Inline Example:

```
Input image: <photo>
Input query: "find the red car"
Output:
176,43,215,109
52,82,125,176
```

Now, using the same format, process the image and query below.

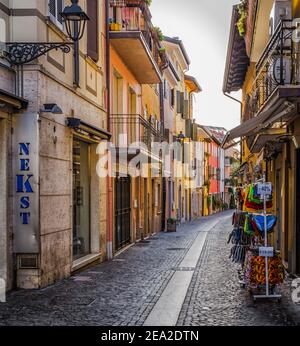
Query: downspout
223,91,243,164
223,91,242,117
105,0,113,260
159,53,169,231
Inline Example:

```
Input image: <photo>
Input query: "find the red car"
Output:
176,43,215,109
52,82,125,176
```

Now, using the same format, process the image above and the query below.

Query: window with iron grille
49,0,64,29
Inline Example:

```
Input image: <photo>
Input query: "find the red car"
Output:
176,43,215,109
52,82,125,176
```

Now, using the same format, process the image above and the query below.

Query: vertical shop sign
13,114,39,253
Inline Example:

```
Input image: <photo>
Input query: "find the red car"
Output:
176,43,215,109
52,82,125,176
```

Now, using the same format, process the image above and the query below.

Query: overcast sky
151,0,241,131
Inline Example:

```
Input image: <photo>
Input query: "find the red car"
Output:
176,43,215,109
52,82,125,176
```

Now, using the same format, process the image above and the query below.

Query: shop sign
257,183,272,196
13,114,39,253
259,247,274,258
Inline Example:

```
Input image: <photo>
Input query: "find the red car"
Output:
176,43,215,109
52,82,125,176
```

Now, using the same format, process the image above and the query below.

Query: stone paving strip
144,219,219,326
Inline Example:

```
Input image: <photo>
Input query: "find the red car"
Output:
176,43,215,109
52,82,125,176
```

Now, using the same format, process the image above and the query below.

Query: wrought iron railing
109,0,160,66
245,20,298,119
110,114,162,150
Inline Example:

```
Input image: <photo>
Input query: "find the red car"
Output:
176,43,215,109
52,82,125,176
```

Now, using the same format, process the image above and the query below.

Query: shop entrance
296,149,300,274
115,176,131,251
276,169,282,251
72,139,91,260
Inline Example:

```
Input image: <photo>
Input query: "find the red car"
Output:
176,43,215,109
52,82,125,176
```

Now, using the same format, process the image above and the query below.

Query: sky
151,0,241,131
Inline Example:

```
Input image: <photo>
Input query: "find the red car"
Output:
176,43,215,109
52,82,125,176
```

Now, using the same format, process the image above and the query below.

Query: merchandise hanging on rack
244,250,285,289
243,183,273,213
229,178,283,301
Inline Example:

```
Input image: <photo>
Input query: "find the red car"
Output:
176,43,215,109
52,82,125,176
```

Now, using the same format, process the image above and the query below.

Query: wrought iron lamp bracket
2,42,73,66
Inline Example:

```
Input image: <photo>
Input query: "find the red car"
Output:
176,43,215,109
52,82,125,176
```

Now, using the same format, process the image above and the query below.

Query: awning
0,88,28,110
66,118,111,142
222,101,295,148
249,128,289,153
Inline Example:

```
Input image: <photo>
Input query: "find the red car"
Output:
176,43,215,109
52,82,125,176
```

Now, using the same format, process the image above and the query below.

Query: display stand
252,174,282,302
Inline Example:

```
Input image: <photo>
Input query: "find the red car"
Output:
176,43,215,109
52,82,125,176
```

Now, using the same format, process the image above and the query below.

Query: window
49,0,64,29
157,184,161,211
170,88,175,108
87,0,99,62
0,18,5,42
72,139,91,260
164,79,167,99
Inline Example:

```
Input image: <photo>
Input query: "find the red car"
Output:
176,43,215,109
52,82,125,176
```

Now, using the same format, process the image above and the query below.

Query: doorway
72,139,91,260
276,169,282,251
296,149,300,274
115,176,131,251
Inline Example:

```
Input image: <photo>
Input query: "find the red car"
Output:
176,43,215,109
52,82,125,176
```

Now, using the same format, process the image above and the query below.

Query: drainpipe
223,91,243,164
159,55,169,231
105,0,113,260
223,91,242,117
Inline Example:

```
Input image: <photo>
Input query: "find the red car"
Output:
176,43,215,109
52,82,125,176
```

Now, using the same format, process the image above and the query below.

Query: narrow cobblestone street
0,211,298,326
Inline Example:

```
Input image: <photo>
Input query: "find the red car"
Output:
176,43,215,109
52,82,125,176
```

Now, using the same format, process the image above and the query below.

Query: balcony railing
109,0,160,66
110,114,162,151
245,20,298,119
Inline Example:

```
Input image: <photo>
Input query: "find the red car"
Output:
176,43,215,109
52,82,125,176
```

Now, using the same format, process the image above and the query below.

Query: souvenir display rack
229,175,284,301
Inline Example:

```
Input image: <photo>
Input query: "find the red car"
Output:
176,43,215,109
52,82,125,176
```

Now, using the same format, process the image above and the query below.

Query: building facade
224,0,300,275
108,0,166,252
0,0,109,289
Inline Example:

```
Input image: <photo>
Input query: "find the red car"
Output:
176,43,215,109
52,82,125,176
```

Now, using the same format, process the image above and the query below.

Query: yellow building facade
224,0,300,275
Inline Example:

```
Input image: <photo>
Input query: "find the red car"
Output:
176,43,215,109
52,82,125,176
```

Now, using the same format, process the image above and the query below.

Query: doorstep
71,253,101,272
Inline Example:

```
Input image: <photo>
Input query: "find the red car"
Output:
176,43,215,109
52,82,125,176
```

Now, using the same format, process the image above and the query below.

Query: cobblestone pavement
177,213,298,326
0,211,299,326
0,215,218,326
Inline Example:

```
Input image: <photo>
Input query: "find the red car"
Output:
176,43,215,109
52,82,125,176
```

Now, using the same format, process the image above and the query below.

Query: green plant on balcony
237,0,248,37
144,0,152,6
153,26,164,41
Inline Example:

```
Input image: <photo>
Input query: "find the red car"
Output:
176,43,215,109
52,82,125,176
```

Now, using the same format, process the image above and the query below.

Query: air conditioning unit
267,56,292,87
269,0,292,37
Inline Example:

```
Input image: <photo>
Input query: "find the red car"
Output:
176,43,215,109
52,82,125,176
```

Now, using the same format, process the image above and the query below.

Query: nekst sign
13,113,39,253
17,143,34,225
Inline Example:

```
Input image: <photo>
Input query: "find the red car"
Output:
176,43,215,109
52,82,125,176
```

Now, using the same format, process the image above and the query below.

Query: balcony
109,0,163,84
110,114,162,157
246,20,300,121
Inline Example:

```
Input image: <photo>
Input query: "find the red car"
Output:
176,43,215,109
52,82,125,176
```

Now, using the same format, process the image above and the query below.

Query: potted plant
237,0,248,37
167,218,177,232
153,26,164,41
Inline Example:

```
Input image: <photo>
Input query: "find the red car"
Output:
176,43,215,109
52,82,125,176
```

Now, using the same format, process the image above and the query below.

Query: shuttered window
170,89,175,108
176,91,184,114
87,0,99,62
49,0,64,27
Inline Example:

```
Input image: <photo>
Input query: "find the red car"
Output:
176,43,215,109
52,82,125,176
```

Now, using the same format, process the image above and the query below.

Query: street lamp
60,0,89,42
2,0,89,66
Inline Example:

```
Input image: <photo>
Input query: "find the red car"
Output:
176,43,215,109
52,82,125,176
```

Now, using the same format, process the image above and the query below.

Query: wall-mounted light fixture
40,103,63,114
2,0,89,66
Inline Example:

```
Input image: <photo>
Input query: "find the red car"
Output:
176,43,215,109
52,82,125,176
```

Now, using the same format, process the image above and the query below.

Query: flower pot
167,221,177,232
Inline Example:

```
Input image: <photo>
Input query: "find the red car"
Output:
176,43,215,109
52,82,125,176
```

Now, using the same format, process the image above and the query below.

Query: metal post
263,173,269,297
